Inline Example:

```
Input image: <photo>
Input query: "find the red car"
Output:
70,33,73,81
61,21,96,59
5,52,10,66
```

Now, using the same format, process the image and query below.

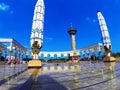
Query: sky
0,0,120,52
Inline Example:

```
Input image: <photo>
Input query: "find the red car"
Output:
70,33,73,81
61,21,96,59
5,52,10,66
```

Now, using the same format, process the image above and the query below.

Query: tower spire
70,22,73,28
97,11,111,49
30,0,45,59
97,11,116,61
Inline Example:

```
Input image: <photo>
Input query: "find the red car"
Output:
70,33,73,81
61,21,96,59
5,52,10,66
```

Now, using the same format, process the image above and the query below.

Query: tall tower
68,24,77,51
68,24,79,62
97,11,111,51
30,0,45,59
97,11,115,61
28,0,45,68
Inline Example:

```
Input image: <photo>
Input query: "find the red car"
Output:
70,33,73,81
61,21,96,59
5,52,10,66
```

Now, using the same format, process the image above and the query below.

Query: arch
79,51,83,57
40,53,44,59
61,54,64,58
46,54,50,61
54,54,58,59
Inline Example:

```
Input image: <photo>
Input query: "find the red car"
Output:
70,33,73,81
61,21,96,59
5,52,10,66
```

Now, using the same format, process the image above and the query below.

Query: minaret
30,0,45,59
97,11,115,61
28,0,45,68
97,11,111,51
68,24,77,51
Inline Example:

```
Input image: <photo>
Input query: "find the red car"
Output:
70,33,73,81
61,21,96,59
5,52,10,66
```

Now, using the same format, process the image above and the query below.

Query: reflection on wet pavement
39,61,120,90
1,61,120,90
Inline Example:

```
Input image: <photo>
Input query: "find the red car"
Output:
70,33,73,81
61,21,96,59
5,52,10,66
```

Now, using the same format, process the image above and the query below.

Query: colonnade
0,39,105,61
38,43,105,60
0,38,28,61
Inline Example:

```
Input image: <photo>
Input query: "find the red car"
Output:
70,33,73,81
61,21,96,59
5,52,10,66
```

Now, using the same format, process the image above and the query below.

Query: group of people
0,56,20,64
75,54,102,61
85,54,103,61
0,56,5,61
7,58,20,65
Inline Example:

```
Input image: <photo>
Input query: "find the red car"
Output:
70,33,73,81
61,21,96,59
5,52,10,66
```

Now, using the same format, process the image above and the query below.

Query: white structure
0,38,28,60
30,0,45,48
0,38,27,51
29,1,105,60
35,43,103,59
25,43,103,59
0,43,6,50
97,11,111,56
30,0,45,59
0,38,103,59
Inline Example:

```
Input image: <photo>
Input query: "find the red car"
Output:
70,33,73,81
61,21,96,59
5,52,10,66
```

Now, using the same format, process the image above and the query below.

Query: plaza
0,61,120,90
0,0,119,90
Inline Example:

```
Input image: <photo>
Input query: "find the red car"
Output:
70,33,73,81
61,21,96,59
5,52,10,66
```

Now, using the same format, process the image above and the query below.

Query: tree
112,52,120,57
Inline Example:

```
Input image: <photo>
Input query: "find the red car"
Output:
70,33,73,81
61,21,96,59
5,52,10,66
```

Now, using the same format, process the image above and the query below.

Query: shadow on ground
9,75,68,90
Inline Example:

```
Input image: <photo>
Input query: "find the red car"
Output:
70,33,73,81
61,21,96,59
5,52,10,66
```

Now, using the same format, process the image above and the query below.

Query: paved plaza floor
0,61,120,90
0,64,27,79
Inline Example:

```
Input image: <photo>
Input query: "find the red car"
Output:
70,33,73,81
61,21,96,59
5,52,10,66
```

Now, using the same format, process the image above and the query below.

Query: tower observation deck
68,25,77,51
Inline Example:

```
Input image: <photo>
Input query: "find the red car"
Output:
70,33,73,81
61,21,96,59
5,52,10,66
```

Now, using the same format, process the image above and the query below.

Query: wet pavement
0,61,120,90
0,64,27,80
39,61,120,90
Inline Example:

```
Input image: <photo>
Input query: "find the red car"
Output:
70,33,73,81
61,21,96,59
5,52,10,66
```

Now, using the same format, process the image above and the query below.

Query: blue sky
0,0,120,52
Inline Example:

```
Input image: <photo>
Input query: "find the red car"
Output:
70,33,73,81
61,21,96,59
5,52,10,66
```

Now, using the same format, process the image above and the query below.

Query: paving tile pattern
1,61,120,90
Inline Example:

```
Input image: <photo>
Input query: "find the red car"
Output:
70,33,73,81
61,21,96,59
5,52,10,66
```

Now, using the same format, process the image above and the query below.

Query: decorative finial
97,10,100,12
70,22,73,28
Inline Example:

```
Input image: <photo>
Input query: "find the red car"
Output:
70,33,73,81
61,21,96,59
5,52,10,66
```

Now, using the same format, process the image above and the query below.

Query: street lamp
18,50,21,63
26,52,29,63
0,49,2,61
9,47,13,64
14,48,17,64
21,51,24,61
4,50,7,60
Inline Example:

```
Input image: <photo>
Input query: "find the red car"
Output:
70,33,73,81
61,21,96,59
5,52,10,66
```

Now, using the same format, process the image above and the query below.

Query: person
0,56,1,61
8,58,11,65
0,56,5,61
91,54,96,62
15,58,19,64
88,56,91,61
98,55,102,61
13,59,16,64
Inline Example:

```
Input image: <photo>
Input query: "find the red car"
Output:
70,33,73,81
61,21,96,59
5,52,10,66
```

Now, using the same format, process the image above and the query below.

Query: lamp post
21,51,24,63
0,49,2,61
18,50,21,76
9,50,12,65
8,48,12,77
26,52,28,63
18,50,21,63
4,50,7,60
14,48,17,64
4,50,6,78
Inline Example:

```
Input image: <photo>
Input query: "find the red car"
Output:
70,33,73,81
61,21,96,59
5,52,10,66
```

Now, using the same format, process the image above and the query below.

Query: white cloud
10,10,14,14
0,3,10,11
45,37,53,41
92,19,97,23
0,2,13,14
86,16,97,23
86,17,90,21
